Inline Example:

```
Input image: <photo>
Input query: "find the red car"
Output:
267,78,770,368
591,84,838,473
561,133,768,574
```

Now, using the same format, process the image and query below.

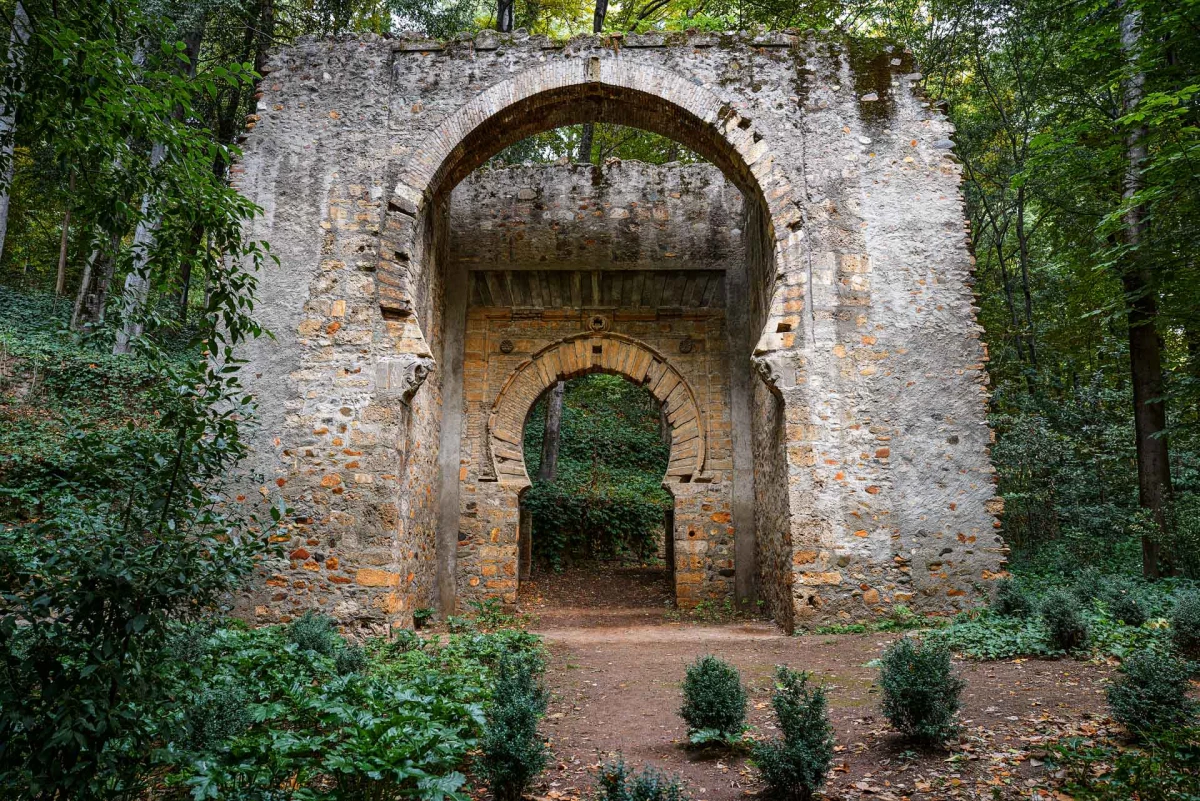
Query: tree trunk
54,172,74,295
537,381,565,482
113,30,202,352
1120,3,1171,579
578,124,595,164
1014,185,1038,368
593,0,608,32
497,0,514,32
113,139,167,354
0,2,30,264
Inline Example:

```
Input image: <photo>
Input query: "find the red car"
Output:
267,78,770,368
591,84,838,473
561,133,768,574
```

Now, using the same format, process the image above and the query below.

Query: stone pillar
435,248,469,614
726,245,758,608
518,506,532,582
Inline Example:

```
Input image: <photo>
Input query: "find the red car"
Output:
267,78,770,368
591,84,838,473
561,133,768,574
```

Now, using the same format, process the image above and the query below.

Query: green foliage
877,638,964,746
287,610,345,656
1104,580,1148,628
814,604,942,635
479,652,549,801
1073,567,1107,604
751,667,834,801
1107,652,1198,738
523,374,671,568
596,757,690,801
679,654,747,746
1054,727,1200,801
1171,591,1200,657
335,643,369,675
992,578,1034,617
171,624,531,801
1041,588,1090,652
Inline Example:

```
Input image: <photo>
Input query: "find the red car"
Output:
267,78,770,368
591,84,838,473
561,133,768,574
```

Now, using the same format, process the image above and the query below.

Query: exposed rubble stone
231,30,1005,632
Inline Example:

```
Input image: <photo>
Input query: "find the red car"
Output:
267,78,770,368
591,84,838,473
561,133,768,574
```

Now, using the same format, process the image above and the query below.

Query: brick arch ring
375,57,804,396
482,332,705,488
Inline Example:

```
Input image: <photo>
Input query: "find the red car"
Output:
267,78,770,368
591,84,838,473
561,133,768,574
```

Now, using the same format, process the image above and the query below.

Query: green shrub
679,655,747,746
1171,592,1200,657
335,643,369,675
1104,581,1148,628
185,684,250,751
1041,588,1089,651
752,667,835,801
1054,726,1200,801
287,611,344,656
1107,652,1197,738
992,578,1034,617
878,638,964,745
1072,567,1106,604
175,624,538,800
596,757,689,801
479,652,549,801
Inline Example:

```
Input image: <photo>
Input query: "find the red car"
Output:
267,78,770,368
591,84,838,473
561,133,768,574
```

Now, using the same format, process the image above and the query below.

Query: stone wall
450,162,744,273
231,28,1006,632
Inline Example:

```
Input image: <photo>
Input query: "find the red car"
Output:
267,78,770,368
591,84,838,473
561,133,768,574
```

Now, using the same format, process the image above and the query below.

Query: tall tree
1118,1,1171,577
0,2,30,264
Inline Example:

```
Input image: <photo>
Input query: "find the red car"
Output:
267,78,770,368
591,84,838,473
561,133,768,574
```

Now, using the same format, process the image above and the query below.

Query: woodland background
0,0,1198,797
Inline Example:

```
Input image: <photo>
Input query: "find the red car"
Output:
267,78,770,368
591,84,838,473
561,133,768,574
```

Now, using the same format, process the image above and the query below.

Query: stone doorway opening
385,72,799,621
516,373,675,613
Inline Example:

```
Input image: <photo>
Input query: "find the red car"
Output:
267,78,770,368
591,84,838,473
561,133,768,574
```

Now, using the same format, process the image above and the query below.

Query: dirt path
529,616,1113,801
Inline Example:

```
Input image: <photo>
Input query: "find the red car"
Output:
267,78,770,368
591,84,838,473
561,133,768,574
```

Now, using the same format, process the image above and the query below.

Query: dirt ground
517,567,1114,801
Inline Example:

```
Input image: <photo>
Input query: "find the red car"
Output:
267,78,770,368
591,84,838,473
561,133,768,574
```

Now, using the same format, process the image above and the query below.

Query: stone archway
461,331,729,608
235,32,1006,632
373,57,803,399
484,332,707,488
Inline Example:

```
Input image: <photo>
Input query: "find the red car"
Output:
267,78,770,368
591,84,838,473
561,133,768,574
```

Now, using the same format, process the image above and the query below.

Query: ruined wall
231,29,1005,631
447,160,741,606
450,162,743,272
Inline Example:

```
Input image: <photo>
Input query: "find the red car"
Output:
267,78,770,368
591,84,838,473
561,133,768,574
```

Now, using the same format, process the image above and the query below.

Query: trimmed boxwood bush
1041,588,1089,651
1072,567,1105,604
480,652,549,801
597,757,689,801
680,655,747,746
1104,581,1148,628
1107,651,1197,738
287,611,343,656
1172,591,1200,658
992,578,1034,617
878,638,965,745
752,667,835,801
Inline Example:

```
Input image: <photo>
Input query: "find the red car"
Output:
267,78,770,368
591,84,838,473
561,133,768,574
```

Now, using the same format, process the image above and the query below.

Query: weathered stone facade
232,28,1006,632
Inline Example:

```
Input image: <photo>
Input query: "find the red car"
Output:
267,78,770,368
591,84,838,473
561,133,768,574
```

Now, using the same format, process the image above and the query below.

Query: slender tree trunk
1120,3,1171,579
1014,185,1038,368
593,0,608,32
54,172,74,295
70,241,98,332
578,124,595,164
0,2,30,264
538,381,565,482
576,0,608,164
113,141,167,355
497,0,514,32
113,30,203,352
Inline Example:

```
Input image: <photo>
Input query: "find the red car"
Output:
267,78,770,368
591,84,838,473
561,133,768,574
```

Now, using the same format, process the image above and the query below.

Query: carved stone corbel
375,354,437,404
751,352,787,397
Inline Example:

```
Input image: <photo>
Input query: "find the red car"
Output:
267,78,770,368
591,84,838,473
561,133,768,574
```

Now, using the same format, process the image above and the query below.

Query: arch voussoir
484,333,705,488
